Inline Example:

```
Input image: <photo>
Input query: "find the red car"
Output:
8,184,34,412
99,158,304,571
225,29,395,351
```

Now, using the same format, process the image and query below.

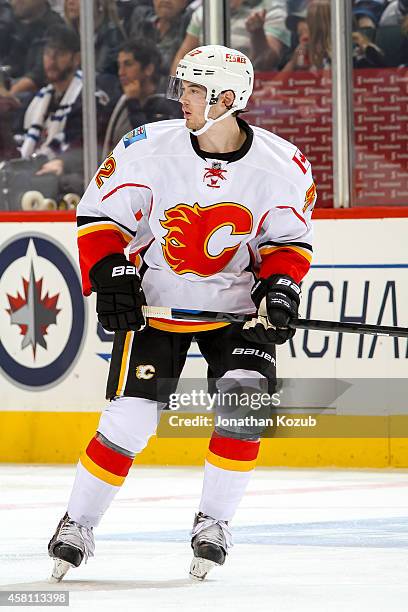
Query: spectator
353,0,388,28
287,0,387,31
64,0,125,75
285,0,307,49
374,0,408,65
0,0,14,61
172,0,290,72
282,0,331,72
305,0,331,69
245,0,291,69
49,0,64,16
14,26,114,192
102,39,181,158
379,0,408,25
0,95,19,159
128,0,194,86
352,20,386,67
117,0,152,28
284,0,309,63
1,0,64,96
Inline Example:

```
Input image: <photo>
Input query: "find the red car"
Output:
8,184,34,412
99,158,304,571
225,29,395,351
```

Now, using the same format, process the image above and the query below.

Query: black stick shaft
291,319,408,337
167,309,408,337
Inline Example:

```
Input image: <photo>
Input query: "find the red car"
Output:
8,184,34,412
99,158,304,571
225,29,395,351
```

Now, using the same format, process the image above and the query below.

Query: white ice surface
1,465,408,611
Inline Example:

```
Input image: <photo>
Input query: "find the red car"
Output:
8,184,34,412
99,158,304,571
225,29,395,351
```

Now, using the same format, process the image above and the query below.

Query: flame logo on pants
160,202,253,276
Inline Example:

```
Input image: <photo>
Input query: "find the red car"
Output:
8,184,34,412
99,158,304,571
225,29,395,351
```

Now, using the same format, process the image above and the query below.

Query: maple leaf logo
6,263,61,359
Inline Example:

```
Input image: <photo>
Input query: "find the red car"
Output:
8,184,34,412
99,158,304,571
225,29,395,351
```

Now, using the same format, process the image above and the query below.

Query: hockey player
48,44,315,582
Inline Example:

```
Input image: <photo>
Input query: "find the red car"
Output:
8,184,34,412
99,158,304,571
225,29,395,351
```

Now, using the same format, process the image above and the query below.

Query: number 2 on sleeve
95,153,116,188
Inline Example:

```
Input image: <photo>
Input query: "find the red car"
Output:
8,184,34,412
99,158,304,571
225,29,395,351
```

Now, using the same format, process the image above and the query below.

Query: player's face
179,81,207,131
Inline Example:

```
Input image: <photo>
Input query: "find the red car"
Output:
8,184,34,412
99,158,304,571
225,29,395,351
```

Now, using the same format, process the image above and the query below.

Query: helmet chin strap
187,104,237,136
189,118,215,136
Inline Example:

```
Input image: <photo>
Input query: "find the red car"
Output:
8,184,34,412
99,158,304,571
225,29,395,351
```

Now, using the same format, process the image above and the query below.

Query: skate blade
49,559,73,583
189,557,219,581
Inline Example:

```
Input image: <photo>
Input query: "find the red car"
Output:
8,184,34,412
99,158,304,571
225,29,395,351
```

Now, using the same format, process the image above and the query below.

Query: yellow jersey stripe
259,245,312,263
116,331,133,396
77,223,133,244
148,319,229,333
206,450,257,472
80,453,125,486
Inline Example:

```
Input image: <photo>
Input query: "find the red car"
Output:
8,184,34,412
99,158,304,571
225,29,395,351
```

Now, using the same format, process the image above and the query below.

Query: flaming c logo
160,202,253,276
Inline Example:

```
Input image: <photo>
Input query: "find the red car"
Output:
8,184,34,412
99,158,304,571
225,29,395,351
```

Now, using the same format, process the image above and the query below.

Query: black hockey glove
242,274,300,344
89,253,146,332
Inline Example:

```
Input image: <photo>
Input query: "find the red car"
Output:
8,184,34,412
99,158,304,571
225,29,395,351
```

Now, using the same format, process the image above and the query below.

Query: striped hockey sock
199,431,260,521
67,433,134,528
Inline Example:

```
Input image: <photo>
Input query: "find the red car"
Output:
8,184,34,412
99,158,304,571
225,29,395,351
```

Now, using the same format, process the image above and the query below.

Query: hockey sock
66,396,160,528
67,433,134,528
198,431,260,521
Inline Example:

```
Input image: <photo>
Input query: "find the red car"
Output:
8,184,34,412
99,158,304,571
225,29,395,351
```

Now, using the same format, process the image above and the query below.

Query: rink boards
0,209,407,466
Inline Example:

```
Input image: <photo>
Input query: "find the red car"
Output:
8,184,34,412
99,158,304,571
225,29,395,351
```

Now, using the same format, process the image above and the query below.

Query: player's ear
221,90,235,109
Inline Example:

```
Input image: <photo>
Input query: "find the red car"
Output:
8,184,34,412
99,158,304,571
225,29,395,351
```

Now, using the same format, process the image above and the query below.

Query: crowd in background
285,0,408,71
0,0,407,209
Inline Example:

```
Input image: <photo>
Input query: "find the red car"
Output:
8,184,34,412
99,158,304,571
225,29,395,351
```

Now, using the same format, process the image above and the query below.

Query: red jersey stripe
276,205,307,227
78,229,127,295
260,249,310,284
209,431,260,461
86,436,133,477
101,183,152,203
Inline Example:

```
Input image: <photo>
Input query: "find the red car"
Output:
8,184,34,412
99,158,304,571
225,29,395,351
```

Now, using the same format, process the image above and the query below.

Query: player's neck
196,117,246,154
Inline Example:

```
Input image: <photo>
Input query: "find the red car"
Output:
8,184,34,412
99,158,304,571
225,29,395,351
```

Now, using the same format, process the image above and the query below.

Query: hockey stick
141,306,408,338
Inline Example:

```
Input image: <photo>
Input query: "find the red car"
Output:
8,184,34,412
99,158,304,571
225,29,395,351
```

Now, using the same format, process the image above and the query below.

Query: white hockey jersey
77,119,315,332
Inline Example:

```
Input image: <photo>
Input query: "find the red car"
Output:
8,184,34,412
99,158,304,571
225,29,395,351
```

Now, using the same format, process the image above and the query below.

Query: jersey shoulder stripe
77,215,136,237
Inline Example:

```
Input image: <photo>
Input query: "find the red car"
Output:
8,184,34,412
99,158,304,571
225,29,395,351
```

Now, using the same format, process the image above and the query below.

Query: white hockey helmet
167,44,254,135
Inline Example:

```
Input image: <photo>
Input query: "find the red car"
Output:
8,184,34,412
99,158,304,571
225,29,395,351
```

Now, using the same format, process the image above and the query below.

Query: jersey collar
189,117,254,164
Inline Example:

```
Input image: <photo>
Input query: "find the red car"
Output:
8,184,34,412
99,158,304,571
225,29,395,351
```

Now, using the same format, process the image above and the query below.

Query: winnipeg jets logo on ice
0,235,85,388
160,202,253,276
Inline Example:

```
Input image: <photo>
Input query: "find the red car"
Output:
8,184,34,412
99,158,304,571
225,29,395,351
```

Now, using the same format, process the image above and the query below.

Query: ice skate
48,513,95,582
189,512,232,581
